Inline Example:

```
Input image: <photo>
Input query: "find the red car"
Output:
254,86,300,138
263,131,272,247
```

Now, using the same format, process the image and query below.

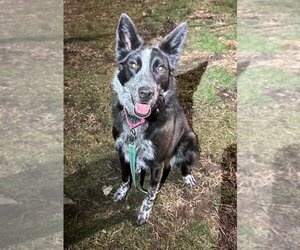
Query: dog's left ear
116,13,143,62
158,22,187,69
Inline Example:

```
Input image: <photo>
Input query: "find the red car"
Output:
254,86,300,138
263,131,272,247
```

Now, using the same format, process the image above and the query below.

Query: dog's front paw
112,182,130,202
182,174,196,187
137,210,150,225
137,197,153,225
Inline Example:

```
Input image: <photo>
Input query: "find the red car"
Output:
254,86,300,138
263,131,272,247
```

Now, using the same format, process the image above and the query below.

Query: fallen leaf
102,186,113,196
0,194,19,205
64,195,75,204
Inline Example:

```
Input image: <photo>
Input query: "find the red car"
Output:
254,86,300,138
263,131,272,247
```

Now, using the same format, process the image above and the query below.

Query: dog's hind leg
159,164,171,190
171,131,198,187
139,169,147,191
137,161,163,225
113,153,131,202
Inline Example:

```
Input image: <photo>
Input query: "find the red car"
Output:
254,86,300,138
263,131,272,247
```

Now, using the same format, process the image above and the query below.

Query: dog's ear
158,22,187,69
116,13,143,62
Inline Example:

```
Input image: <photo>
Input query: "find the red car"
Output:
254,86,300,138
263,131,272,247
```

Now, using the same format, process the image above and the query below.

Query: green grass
218,26,236,40
238,66,300,105
238,67,300,162
238,27,282,52
143,0,197,31
194,66,236,104
173,221,214,249
245,67,300,89
207,0,237,14
186,28,228,53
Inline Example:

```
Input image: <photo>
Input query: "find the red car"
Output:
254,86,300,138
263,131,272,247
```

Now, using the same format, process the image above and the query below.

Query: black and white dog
112,13,198,224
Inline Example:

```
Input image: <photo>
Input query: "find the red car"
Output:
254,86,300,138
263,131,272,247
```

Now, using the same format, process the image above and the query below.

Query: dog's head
113,13,187,118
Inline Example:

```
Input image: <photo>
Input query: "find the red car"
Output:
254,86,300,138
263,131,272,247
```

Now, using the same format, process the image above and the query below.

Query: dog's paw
182,174,196,187
137,210,150,225
112,182,130,202
137,197,153,225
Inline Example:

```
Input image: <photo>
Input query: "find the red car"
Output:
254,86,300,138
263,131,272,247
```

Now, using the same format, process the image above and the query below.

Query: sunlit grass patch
194,66,236,104
172,220,214,249
243,66,300,89
238,66,300,105
144,0,197,31
193,104,236,161
238,27,282,52
186,28,228,53
207,0,237,15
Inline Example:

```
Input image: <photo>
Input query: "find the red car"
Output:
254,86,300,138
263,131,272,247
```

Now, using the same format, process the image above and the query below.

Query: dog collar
124,108,145,129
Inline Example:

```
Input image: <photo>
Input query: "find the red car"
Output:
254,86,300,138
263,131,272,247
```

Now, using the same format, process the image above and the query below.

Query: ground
64,0,237,249
238,0,300,249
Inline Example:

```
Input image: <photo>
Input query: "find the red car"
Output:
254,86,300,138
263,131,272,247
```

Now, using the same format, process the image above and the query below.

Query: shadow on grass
0,162,62,248
218,144,237,250
177,60,208,128
64,155,145,247
269,143,300,249
64,33,114,44
64,205,137,247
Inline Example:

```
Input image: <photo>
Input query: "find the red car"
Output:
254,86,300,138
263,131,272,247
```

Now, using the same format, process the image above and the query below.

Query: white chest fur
115,123,155,173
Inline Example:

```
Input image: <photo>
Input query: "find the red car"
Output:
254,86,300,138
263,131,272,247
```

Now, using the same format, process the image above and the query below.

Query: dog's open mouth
134,102,151,118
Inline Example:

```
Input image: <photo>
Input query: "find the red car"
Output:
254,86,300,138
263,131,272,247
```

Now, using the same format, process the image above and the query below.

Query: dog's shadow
176,60,208,128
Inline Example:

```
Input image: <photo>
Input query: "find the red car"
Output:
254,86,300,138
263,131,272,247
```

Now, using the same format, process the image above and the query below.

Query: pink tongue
135,103,151,115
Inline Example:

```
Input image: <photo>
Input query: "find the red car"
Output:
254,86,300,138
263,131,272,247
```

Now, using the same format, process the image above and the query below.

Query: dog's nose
138,87,154,102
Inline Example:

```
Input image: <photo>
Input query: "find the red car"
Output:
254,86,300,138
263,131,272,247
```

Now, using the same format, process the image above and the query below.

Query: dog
111,13,198,225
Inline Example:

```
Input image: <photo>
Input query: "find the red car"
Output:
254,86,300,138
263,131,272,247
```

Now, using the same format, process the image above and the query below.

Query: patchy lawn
64,0,236,249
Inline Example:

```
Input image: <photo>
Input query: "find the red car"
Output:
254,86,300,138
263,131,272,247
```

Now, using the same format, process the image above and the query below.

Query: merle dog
112,13,198,224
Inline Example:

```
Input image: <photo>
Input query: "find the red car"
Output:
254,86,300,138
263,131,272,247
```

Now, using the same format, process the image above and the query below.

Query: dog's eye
157,66,166,72
129,62,138,69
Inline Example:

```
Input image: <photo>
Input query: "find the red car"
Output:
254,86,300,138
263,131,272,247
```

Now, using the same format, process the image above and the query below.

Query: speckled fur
115,119,155,174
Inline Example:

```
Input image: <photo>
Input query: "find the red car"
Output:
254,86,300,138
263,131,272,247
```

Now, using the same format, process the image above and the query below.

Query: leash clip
130,128,136,143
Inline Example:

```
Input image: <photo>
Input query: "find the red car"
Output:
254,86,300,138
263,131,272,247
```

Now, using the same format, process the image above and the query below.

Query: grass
194,66,236,104
186,28,228,53
143,0,197,31
173,221,214,249
238,66,300,105
238,27,282,52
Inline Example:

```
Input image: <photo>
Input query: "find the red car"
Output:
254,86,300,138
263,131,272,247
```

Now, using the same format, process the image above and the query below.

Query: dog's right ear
116,13,143,62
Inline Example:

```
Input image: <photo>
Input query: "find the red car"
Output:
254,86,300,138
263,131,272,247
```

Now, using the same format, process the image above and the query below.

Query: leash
124,108,148,194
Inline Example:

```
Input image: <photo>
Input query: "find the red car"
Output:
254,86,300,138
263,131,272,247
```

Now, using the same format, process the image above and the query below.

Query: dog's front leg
113,153,131,202
137,161,163,225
